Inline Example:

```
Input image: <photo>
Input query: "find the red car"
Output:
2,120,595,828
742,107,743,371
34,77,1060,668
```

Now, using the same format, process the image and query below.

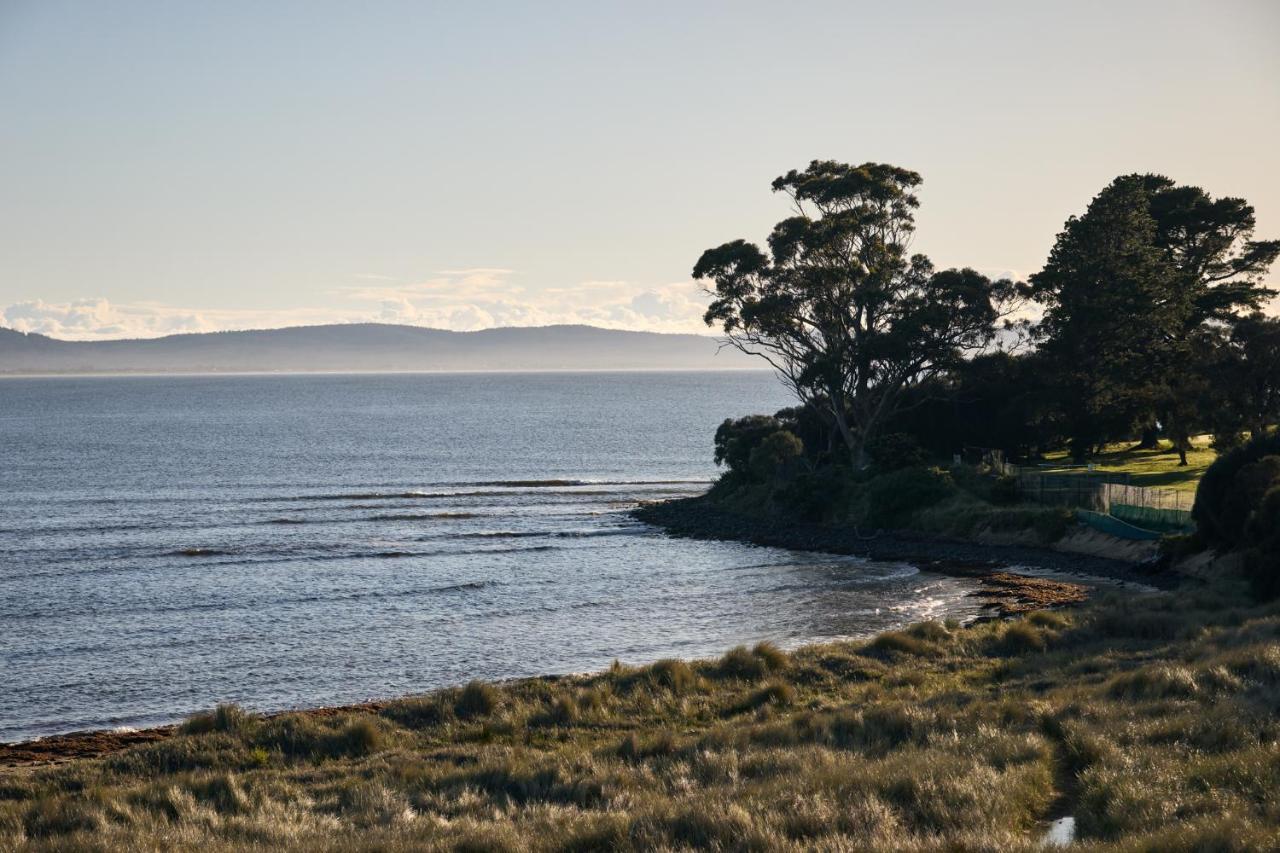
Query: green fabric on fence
1075,510,1164,540
1110,503,1194,533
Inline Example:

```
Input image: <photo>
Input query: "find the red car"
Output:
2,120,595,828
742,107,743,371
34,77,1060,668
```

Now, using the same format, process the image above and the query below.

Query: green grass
1039,436,1217,492
3,580,1278,850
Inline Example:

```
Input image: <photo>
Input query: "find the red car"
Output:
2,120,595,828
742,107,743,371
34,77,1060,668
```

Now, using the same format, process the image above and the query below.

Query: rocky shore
632,495,1178,591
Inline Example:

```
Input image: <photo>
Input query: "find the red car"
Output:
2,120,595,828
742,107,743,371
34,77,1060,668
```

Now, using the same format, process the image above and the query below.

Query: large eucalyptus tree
695,160,1017,467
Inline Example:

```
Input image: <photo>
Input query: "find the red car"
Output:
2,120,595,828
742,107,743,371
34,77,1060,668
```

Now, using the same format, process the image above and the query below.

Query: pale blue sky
1,0,1277,339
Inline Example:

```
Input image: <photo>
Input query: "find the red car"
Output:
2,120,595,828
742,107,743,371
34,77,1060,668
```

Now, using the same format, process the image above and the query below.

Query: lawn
1038,436,1217,492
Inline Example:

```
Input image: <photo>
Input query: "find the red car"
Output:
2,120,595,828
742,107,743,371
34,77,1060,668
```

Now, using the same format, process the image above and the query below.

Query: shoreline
1,499,1145,765
631,495,1177,590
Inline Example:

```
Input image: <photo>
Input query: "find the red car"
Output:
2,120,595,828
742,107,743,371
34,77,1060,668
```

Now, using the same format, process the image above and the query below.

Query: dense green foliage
696,160,1018,467
1028,174,1277,463
703,163,1276,473
1193,431,1280,598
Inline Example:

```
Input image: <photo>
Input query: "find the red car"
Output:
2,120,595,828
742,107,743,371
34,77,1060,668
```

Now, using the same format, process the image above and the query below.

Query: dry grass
3,581,1279,851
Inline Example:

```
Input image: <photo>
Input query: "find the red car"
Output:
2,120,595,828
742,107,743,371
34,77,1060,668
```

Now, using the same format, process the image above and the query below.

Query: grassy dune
2,582,1278,851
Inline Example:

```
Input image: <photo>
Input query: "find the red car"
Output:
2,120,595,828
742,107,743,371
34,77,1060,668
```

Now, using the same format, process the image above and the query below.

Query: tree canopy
696,160,1018,466
1029,174,1278,463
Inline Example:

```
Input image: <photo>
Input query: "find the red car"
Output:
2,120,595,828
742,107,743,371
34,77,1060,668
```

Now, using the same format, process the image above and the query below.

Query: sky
1,0,1277,340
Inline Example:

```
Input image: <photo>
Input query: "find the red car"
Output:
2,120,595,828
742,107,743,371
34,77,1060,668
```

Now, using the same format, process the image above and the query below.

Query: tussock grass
5,584,1280,850
455,681,500,719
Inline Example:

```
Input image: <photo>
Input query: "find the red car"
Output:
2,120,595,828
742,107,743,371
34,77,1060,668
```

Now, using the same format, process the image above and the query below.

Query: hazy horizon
2,0,1278,341
2,319,732,344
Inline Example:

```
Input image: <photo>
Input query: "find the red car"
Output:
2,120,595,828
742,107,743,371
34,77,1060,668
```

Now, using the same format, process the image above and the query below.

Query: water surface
0,372,988,742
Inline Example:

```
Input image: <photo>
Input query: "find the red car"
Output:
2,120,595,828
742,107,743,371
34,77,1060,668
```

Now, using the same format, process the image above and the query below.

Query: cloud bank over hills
0,323,755,374
0,271,714,342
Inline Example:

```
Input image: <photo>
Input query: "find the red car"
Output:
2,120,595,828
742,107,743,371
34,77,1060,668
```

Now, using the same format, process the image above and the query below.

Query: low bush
252,714,382,761
749,430,805,481
1193,431,1280,549
861,467,956,528
867,432,928,473
713,415,786,478
988,474,1020,505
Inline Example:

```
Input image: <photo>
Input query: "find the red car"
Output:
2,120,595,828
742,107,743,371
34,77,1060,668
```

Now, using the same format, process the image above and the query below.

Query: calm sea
0,372,987,742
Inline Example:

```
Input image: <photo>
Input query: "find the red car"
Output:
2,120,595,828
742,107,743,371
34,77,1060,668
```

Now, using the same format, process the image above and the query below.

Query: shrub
1244,545,1280,601
1032,507,1073,542
713,415,785,476
989,474,1020,505
863,467,956,528
532,694,579,727
1193,431,1280,547
456,681,500,719
1026,610,1070,630
778,467,852,522
715,646,767,680
867,432,928,473
188,774,250,815
749,430,805,481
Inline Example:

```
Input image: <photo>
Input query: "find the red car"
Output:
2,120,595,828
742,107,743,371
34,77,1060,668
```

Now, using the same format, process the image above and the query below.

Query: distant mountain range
0,324,758,374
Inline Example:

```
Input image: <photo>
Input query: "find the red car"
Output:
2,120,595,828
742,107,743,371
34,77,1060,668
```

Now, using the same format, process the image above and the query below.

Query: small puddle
1041,816,1076,847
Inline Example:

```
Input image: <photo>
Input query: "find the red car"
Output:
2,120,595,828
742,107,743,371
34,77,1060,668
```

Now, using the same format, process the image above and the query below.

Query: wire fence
960,447,1197,532
1007,468,1195,532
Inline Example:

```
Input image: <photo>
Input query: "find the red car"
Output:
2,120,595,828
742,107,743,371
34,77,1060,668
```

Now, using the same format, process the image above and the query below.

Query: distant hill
0,324,758,374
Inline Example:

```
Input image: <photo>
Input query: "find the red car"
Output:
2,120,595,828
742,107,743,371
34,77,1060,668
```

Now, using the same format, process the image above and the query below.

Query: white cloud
2,274,717,341
0,299,364,341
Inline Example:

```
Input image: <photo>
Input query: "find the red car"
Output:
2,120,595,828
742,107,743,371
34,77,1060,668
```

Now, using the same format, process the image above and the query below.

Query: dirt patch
0,726,176,767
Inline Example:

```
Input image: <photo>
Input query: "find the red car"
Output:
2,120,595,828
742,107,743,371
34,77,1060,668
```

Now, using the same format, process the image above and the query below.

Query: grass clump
180,703,255,735
862,630,938,658
455,680,500,719
645,658,697,693
713,644,786,680
998,622,1049,655
736,681,796,713
1107,664,1200,700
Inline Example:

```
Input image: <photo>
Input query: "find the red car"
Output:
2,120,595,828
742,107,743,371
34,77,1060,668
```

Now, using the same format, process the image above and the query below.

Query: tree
1031,174,1278,464
1138,176,1279,462
1029,177,1184,461
1216,313,1280,442
696,160,1017,467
